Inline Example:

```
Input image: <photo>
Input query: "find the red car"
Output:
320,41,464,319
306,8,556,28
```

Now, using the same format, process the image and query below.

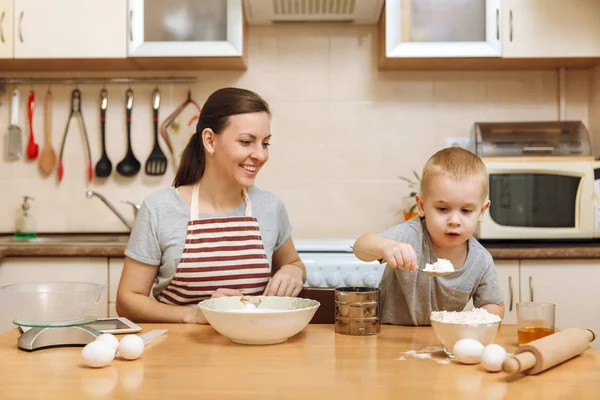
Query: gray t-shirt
378,217,503,326
124,185,292,298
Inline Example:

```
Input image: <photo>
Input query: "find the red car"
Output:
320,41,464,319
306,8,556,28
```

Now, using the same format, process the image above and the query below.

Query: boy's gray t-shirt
378,217,503,326
124,185,292,298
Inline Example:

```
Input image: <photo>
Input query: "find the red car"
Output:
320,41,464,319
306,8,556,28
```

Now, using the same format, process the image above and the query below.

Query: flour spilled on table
396,346,451,365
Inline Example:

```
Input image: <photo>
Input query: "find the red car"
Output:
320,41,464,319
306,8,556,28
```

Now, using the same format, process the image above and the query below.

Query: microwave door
488,173,579,229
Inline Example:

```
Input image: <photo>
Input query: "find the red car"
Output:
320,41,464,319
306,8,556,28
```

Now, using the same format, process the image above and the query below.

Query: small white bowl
198,296,320,345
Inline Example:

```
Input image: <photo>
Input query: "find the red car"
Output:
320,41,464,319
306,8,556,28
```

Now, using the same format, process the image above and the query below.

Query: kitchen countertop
0,243,127,259
480,240,600,259
0,324,598,399
2,236,600,259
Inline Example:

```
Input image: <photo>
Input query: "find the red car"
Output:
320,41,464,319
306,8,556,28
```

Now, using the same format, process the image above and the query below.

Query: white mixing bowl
198,296,320,345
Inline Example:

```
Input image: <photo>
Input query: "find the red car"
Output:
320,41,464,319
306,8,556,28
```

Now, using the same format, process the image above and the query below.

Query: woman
116,87,306,323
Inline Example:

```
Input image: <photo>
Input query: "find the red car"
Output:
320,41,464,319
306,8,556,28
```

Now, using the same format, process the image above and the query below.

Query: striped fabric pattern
158,216,271,306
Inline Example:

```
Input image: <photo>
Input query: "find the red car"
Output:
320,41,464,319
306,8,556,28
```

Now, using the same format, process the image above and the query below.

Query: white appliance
295,239,384,288
473,121,600,240
242,0,384,24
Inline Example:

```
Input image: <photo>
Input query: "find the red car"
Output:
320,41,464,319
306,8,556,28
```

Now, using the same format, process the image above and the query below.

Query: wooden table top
0,324,599,399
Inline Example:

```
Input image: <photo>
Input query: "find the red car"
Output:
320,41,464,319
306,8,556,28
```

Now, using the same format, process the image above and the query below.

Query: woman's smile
241,164,258,174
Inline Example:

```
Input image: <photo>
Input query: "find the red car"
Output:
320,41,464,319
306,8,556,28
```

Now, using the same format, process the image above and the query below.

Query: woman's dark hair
172,87,271,187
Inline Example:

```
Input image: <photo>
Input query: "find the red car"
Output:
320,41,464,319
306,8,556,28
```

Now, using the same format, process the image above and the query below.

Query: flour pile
424,258,455,273
396,346,451,365
430,308,502,324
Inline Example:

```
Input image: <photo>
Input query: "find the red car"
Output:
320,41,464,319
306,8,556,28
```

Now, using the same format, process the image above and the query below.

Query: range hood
243,0,384,24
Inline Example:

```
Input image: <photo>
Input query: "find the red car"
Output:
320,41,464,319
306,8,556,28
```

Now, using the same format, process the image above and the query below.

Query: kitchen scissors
58,89,93,183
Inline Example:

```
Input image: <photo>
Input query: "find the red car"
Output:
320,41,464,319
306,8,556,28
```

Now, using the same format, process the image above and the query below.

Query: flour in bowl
223,309,281,313
424,258,455,273
430,308,501,324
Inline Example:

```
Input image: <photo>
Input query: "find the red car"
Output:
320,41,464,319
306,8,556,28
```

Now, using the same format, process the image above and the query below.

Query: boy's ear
415,193,426,217
479,200,491,221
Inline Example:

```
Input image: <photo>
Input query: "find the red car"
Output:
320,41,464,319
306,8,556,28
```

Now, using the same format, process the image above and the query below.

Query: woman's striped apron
157,184,271,305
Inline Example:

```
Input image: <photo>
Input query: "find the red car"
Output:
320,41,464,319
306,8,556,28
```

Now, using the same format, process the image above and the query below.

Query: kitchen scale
14,316,101,351
0,281,107,352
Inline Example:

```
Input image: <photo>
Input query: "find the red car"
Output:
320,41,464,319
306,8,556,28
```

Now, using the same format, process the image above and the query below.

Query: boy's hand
381,242,418,272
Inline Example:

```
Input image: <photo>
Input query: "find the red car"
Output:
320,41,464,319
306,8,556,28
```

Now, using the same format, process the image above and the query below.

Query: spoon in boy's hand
350,246,451,277
422,259,455,277
421,270,454,277
350,246,384,263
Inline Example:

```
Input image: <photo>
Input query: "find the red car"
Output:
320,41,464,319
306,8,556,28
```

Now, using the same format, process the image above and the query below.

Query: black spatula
144,88,167,176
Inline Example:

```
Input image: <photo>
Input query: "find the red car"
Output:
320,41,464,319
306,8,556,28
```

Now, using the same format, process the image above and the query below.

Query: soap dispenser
15,196,36,239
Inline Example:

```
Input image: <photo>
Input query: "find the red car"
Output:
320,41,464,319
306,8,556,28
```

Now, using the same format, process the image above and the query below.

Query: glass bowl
0,282,106,327
431,319,501,358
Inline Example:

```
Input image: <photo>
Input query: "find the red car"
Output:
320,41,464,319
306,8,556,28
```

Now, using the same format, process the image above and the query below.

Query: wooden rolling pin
502,328,596,375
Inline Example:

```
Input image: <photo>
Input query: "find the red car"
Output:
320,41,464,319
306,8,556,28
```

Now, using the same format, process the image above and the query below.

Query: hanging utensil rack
0,76,197,93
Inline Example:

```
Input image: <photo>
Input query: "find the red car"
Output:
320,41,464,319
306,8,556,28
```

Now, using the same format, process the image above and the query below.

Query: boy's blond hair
420,147,489,201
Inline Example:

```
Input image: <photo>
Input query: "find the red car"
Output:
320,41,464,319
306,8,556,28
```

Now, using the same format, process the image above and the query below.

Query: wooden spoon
38,90,56,176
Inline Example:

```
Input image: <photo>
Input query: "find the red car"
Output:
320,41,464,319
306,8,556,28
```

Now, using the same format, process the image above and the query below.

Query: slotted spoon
144,88,167,176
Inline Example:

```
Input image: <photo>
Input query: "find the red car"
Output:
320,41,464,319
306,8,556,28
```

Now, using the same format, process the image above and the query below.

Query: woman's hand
263,264,304,297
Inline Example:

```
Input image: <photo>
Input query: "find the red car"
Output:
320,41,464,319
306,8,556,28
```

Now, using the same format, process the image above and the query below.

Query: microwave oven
476,159,600,240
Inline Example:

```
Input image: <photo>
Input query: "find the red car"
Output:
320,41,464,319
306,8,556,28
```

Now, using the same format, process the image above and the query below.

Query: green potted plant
399,170,421,221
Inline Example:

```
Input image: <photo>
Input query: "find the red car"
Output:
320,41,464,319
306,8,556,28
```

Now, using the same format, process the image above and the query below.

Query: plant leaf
413,170,421,181
409,192,417,197
409,204,417,213
398,176,414,183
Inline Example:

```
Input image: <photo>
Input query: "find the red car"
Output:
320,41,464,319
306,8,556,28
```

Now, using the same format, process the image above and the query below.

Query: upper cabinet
0,0,13,58
380,0,600,69
128,0,246,69
0,0,246,71
502,0,600,58
384,0,502,58
12,0,126,59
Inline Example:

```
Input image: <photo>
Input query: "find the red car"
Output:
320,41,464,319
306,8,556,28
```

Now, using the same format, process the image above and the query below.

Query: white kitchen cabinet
13,0,126,59
495,260,519,325
0,257,109,335
0,0,13,58
503,0,600,58
108,257,125,318
384,0,502,58
520,259,600,349
128,0,243,58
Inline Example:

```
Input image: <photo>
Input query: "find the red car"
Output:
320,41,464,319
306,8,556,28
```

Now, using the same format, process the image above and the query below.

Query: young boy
353,147,504,325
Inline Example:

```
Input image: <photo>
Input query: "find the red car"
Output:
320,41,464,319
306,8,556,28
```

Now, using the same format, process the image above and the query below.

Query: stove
294,239,384,288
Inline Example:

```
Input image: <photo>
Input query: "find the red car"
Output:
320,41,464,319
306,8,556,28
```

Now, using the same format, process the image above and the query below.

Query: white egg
81,340,116,368
452,338,484,364
118,334,145,360
96,333,119,352
481,344,508,372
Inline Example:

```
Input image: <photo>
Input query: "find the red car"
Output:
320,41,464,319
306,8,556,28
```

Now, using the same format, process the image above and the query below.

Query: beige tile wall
0,25,593,238
590,66,600,156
